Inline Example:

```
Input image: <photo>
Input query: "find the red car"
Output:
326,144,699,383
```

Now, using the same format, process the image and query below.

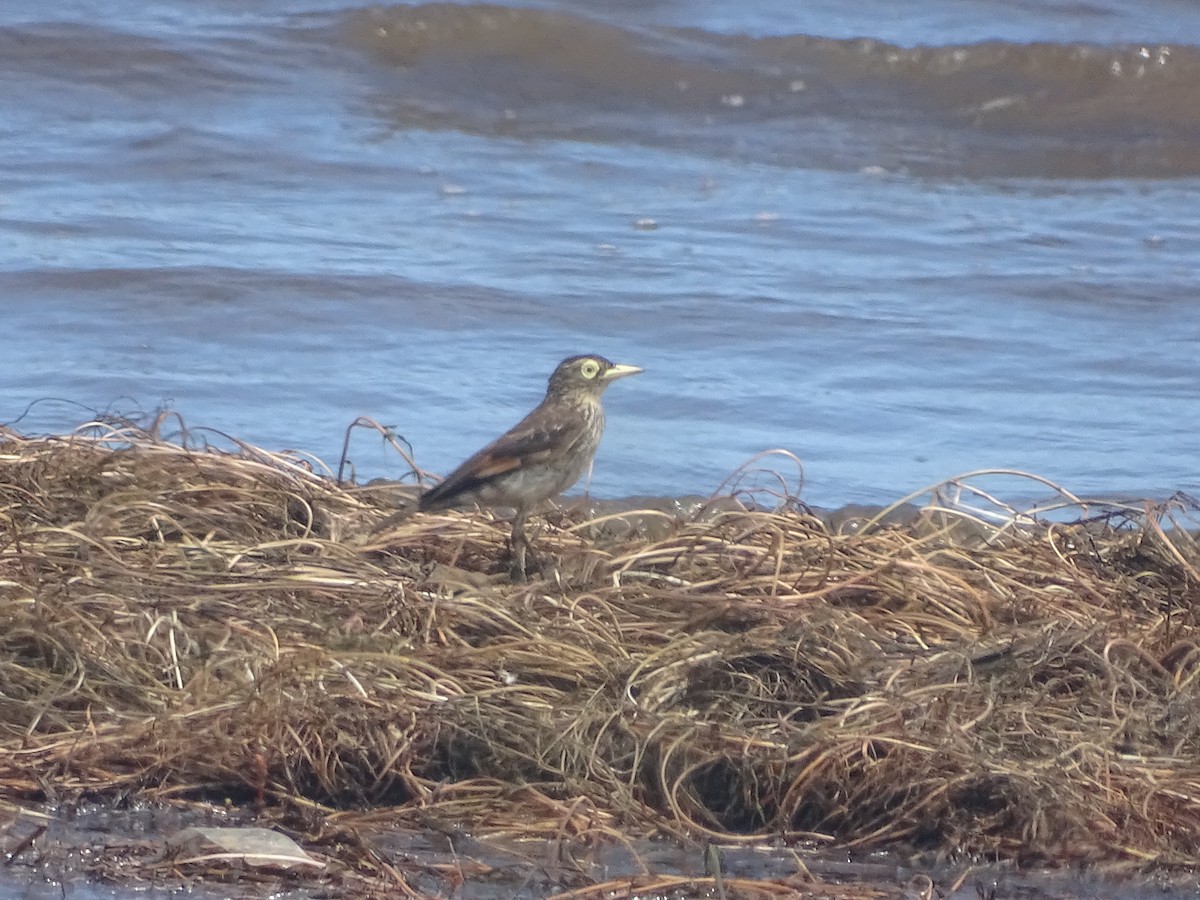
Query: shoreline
1,424,1199,897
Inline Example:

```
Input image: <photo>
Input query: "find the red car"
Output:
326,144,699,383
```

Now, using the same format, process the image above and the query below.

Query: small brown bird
419,354,642,579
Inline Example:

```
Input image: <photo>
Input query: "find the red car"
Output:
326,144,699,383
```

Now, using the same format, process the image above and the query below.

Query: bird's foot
505,540,544,583
507,558,528,583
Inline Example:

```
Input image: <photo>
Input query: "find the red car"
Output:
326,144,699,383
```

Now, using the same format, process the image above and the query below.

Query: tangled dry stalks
1,420,1198,895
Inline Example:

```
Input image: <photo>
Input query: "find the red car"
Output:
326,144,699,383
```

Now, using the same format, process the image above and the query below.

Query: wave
343,3,1200,177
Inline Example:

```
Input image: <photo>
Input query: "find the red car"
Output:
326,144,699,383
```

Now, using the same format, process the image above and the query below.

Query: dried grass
1,420,1199,894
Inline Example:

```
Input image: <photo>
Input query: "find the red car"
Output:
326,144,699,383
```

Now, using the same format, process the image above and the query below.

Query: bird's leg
507,506,546,581
508,506,530,582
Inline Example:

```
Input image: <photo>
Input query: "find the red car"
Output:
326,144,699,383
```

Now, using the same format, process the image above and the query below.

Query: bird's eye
579,359,601,379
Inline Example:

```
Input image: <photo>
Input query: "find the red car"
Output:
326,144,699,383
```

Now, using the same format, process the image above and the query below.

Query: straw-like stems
2,427,1200,892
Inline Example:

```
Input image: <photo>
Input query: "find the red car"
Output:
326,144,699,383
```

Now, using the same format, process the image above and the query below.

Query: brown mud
1,419,1200,898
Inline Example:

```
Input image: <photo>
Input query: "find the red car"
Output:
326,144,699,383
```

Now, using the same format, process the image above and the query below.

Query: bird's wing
419,414,581,510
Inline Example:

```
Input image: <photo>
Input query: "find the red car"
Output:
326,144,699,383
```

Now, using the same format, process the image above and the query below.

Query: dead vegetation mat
2,422,1200,895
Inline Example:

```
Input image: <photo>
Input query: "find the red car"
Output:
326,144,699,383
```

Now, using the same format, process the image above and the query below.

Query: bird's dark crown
546,354,614,396
541,354,643,401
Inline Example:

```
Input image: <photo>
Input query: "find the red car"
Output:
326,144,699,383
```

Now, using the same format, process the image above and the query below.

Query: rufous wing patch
472,453,523,479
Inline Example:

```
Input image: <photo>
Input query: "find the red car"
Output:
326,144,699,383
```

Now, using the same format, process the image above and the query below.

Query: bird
415,354,642,580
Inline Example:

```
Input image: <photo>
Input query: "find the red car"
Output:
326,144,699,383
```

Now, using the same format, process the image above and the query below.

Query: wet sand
5,801,1200,899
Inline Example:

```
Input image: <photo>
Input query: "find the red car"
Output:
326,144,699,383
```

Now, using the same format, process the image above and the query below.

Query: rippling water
1,0,1198,506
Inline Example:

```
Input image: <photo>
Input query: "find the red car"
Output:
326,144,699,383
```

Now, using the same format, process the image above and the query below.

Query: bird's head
547,354,643,399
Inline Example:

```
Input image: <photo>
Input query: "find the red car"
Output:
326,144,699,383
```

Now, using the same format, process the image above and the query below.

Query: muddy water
2,0,1199,509
4,0,1200,894
3,803,1199,899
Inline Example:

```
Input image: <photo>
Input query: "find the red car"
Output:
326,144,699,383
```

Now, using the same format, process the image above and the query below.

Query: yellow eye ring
580,359,601,379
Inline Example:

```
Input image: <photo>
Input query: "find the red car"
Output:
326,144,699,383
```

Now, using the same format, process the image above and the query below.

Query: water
1,0,1198,508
